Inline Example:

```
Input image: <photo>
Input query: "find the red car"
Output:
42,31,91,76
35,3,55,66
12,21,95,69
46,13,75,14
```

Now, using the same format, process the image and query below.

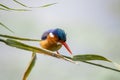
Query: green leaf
5,39,40,51
0,4,11,9
0,3,30,11
72,54,111,62
63,55,120,72
13,0,28,8
13,0,57,8
0,8,8,11
0,34,40,41
0,38,7,44
41,3,57,7
23,52,36,80
10,9,30,11
0,22,14,33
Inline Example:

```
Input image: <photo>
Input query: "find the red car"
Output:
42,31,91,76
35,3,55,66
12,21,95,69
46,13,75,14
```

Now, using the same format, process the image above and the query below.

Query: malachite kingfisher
40,28,72,55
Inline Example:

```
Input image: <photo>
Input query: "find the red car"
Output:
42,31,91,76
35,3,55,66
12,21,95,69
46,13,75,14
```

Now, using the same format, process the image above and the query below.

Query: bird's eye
49,33,54,38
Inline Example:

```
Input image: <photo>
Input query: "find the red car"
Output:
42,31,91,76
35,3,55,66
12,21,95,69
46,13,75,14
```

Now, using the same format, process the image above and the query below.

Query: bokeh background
0,0,120,80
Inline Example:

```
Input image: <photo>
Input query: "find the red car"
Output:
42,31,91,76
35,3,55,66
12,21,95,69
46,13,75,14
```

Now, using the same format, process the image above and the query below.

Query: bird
40,28,72,55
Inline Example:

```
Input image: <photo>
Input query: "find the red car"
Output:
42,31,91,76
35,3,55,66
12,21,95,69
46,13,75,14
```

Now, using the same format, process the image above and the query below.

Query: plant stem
0,34,40,41
81,61,120,72
0,38,120,73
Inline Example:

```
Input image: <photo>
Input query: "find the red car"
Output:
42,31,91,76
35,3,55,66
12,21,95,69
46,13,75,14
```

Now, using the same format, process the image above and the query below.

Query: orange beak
61,42,72,54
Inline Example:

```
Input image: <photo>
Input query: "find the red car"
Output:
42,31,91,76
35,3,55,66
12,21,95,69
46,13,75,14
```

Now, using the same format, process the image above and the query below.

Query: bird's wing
41,29,53,40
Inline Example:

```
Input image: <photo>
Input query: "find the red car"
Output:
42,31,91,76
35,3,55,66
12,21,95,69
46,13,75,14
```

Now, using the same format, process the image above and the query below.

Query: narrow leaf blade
0,34,40,41
0,3,30,11
0,4,11,9
23,52,36,80
72,54,111,62
13,0,28,7
0,8,8,11
0,22,14,33
41,3,57,7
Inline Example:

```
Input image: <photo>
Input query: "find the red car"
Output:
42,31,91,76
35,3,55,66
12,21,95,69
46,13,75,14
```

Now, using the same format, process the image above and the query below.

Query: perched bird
40,28,72,55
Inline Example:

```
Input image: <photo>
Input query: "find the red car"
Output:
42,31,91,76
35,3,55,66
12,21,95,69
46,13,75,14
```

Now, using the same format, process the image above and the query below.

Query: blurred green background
0,0,120,80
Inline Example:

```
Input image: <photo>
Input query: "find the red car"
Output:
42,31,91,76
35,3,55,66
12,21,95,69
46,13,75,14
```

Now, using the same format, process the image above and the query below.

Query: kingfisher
40,28,72,55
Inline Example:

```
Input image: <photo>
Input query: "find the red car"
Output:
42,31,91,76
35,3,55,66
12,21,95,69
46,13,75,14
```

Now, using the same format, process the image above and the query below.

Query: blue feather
52,28,66,41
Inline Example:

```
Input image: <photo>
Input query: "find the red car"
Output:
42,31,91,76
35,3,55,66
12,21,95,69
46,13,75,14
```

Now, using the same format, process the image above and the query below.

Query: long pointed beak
61,42,72,54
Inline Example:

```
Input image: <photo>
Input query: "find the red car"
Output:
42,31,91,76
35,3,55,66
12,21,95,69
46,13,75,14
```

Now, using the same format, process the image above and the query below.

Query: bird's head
41,28,72,54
